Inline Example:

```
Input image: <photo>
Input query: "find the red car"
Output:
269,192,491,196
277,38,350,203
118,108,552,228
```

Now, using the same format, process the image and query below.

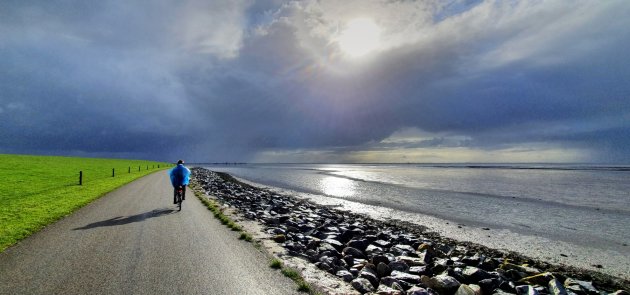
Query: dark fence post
138,166,140,171
146,165,148,170
79,171,83,185
128,167,131,173
112,168,115,177
158,164,160,168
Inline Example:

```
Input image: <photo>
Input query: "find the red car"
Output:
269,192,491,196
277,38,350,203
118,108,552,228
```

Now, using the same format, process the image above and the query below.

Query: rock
380,276,398,287
390,270,422,284
516,285,540,295
389,260,410,272
353,258,368,266
374,239,393,248
319,242,340,256
549,279,568,295
367,244,385,255
398,256,426,266
499,280,516,294
610,291,630,295
352,278,376,294
323,238,345,251
478,278,499,294
436,244,454,257
564,278,599,295
307,238,321,249
433,258,452,273
421,274,462,295
299,223,315,233
363,262,377,271
350,267,360,277
479,258,499,271
456,285,478,295
270,227,286,235
392,282,406,293
519,272,553,286
373,254,391,266
338,229,355,243
364,234,379,243
319,255,337,266
344,247,367,259
462,254,482,266
418,242,436,252
502,263,541,275
336,270,354,282
578,281,598,295
375,284,404,295
392,244,416,256
348,239,369,251
273,234,286,243
493,290,516,295
378,262,392,277
407,286,430,295
400,234,419,246
396,280,416,292
565,278,596,295
325,226,340,233
448,268,467,285
462,267,492,283
285,225,300,233
316,261,331,271
469,284,482,295
505,269,526,281
453,261,468,269
418,251,435,265
409,266,430,276
341,253,352,262
360,267,380,287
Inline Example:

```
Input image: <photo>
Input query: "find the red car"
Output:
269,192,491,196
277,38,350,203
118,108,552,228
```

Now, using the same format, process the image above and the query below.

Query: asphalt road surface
0,172,299,295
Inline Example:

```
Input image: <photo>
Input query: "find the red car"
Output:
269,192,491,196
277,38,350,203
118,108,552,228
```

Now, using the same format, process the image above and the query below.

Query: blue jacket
169,164,191,187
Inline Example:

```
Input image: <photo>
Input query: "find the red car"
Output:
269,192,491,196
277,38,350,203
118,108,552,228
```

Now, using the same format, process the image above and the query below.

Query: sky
1,0,629,163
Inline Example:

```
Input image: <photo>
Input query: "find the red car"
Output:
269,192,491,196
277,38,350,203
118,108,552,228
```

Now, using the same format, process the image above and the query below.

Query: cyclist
169,160,191,204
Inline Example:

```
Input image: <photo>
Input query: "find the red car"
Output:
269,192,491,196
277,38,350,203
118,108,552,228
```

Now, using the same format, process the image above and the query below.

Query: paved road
0,172,298,295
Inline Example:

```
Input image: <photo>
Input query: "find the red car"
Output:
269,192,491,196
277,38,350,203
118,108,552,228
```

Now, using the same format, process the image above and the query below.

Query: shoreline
192,167,629,294
211,169,629,279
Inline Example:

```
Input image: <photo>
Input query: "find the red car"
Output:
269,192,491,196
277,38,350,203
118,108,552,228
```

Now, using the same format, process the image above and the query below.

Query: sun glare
338,18,381,58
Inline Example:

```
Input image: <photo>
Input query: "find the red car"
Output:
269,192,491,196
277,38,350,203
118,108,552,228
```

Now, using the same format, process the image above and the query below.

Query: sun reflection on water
320,176,356,197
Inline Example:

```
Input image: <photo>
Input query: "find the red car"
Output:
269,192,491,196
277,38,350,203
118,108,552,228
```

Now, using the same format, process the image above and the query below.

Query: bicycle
175,185,184,211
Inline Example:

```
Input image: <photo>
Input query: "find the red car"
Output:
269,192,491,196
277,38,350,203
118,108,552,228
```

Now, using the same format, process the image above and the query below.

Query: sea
199,163,630,278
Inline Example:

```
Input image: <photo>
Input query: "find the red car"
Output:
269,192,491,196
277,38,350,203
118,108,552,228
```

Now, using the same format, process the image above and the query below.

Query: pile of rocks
192,168,628,295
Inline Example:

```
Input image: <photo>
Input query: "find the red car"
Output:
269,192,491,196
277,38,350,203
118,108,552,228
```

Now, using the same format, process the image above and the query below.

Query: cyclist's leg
182,185,186,200
173,187,177,204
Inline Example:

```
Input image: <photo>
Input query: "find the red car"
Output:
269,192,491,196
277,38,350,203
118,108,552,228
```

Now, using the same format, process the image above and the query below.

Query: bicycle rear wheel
177,191,182,211
176,188,183,211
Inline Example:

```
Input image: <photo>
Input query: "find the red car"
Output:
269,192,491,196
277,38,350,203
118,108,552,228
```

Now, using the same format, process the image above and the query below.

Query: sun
337,18,382,58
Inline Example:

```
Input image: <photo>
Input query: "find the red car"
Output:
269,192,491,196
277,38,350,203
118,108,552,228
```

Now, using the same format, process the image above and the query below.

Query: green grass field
0,154,172,252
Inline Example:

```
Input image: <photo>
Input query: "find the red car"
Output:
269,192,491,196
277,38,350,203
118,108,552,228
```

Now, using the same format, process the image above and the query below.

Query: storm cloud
1,0,629,163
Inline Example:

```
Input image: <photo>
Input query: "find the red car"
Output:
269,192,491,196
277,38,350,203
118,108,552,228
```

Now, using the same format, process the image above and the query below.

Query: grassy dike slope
0,154,171,252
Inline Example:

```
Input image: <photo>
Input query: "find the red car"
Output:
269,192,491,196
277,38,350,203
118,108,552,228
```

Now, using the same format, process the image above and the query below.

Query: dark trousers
173,185,186,203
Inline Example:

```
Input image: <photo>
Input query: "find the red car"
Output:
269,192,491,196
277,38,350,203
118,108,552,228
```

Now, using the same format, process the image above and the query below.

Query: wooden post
158,164,160,168
128,167,131,173
112,168,115,177
146,165,148,170
138,166,140,171
79,171,83,185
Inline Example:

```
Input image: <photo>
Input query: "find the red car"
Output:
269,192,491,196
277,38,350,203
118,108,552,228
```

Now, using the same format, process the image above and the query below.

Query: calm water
200,163,630,276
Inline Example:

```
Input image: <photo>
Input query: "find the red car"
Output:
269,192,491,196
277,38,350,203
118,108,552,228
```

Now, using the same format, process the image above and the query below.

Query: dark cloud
1,0,629,163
